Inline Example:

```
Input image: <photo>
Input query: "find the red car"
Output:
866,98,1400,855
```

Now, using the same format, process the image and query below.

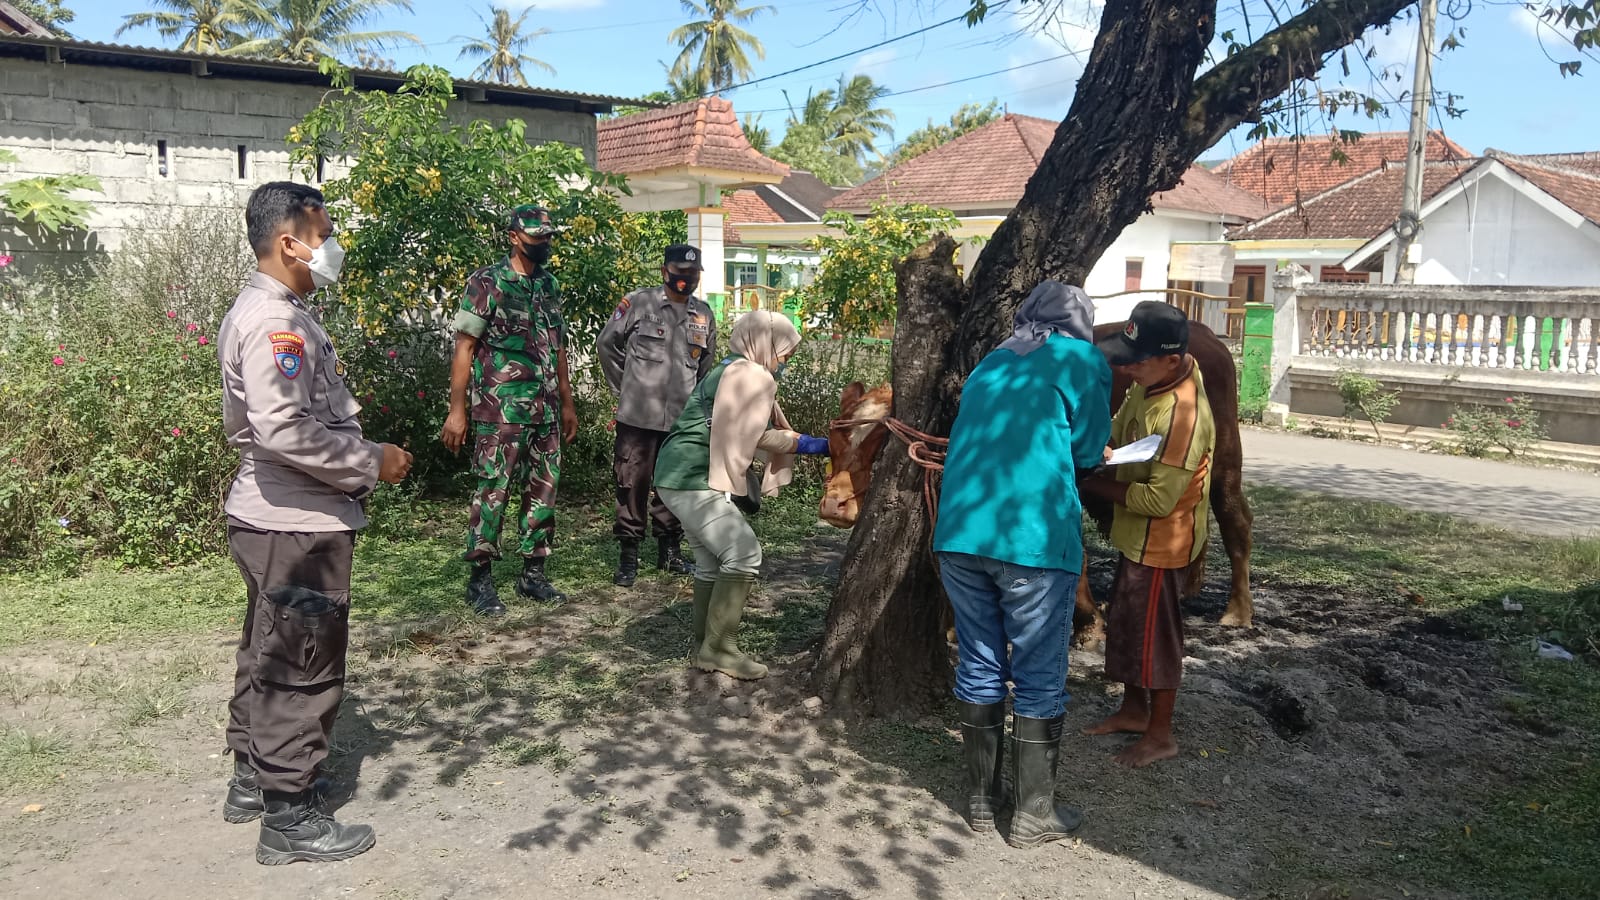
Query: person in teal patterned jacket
440,204,579,616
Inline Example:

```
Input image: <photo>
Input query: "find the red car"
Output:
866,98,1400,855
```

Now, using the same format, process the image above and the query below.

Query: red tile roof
1492,151,1600,225
1232,149,1600,242
1228,160,1469,241
1213,130,1472,207
596,97,788,179
827,113,1267,220
829,113,1054,211
721,189,784,224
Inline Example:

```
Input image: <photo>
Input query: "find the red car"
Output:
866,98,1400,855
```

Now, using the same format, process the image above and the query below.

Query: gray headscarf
998,280,1096,357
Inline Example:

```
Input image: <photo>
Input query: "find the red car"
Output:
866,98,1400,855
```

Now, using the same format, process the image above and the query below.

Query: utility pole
1394,0,1439,284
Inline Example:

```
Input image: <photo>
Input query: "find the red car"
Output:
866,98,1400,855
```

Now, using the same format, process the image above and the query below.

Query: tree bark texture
811,237,966,719
814,0,1418,718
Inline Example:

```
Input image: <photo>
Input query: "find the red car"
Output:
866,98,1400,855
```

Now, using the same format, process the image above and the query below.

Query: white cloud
1004,1,1100,107
1509,5,1580,43
850,48,897,83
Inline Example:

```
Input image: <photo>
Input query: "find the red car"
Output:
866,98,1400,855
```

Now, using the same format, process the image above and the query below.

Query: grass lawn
1,480,1596,898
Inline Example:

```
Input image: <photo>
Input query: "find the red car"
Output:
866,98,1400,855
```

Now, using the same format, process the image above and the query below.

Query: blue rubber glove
795,435,830,455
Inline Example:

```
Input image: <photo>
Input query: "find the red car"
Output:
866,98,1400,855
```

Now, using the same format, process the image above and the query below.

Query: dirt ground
0,528,1573,900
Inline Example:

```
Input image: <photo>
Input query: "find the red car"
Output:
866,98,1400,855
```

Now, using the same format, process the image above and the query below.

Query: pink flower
182,354,189,361
387,349,398,359
1505,397,1514,403
51,356,64,366
0,254,13,268
197,336,209,346
186,323,198,332
416,390,426,399
166,310,177,319
171,427,182,436
380,405,390,413
1508,420,1522,429
57,344,65,351
76,356,84,362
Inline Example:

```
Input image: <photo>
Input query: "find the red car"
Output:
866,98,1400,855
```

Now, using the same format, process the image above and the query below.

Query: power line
702,3,1003,97
736,49,1082,116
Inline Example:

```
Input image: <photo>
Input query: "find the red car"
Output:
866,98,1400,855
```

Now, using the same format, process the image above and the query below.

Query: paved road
1240,429,1600,537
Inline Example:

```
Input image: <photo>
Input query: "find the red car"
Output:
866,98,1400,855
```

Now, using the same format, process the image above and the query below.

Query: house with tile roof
719,170,847,315
0,33,643,269
1229,151,1600,289
826,113,1271,326
595,97,789,312
1213,130,1471,207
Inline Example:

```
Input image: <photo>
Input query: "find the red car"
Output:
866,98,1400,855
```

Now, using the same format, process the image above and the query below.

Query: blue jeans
937,552,1076,719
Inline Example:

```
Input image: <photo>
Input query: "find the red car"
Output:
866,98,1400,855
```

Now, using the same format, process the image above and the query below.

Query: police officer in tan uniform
217,182,411,865
597,243,717,586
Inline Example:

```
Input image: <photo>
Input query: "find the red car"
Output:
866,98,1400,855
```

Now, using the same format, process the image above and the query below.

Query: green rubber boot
690,578,715,648
693,573,767,680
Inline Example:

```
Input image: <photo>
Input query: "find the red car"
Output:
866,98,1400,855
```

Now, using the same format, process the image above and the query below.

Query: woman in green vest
655,311,830,680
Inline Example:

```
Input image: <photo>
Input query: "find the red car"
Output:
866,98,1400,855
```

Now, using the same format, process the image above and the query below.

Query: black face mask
520,240,551,268
666,273,700,296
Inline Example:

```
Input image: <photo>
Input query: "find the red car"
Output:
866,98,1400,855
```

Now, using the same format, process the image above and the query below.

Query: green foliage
0,208,251,567
454,5,555,85
769,75,896,186
1334,367,1400,441
10,0,74,32
223,0,421,63
669,0,773,94
799,201,961,338
1445,395,1546,458
887,101,1000,168
288,61,680,354
115,0,258,53
0,148,103,234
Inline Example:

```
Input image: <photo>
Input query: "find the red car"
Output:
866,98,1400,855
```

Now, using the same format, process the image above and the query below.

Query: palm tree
741,113,770,154
116,0,263,54
669,0,773,94
455,5,554,86
827,73,895,163
226,0,421,63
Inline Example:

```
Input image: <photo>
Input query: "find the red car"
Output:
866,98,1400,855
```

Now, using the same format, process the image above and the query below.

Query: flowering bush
1445,395,1546,458
799,201,962,339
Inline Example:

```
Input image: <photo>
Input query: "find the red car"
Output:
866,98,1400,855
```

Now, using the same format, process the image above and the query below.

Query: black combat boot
226,757,332,823
223,755,263,823
613,538,641,587
256,789,376,865
466,562,506,617
516,555,568,604
657,536,694,576
957,701,1007,832
1007,713,1083,848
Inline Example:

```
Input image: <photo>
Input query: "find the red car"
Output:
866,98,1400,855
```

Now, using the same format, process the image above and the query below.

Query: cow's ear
840,381,866,413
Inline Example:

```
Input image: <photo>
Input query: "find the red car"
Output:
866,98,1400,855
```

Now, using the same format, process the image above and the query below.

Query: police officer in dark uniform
218,182,412,864
597,244,717,586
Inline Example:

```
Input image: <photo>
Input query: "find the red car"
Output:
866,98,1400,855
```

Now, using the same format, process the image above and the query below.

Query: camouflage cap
510,204,562,237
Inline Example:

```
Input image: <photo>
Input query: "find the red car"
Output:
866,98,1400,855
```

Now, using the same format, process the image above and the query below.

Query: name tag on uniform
688,314,710,348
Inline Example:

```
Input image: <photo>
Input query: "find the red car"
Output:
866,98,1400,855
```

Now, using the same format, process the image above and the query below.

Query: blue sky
73,0,1600,160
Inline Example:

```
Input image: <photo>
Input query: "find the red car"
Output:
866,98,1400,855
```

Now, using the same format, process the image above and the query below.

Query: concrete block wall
0,56,599,269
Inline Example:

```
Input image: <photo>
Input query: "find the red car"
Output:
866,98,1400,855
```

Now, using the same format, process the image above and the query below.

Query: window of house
156,139,170,178
1124,258,1143,292
1319,265,1370,283
236,145,249,180
1230,265,1266,304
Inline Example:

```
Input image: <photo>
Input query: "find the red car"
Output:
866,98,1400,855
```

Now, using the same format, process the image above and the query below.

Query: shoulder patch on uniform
611,297,631,321
270,331,305,380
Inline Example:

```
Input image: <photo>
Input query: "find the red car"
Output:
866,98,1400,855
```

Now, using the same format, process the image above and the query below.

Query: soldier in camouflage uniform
441,204,578,615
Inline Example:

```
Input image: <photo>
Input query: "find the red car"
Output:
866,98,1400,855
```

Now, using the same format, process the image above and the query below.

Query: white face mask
290,235,345,289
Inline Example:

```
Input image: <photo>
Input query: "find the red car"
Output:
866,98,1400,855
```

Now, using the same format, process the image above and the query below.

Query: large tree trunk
811,237,966,719
812,0,1416,717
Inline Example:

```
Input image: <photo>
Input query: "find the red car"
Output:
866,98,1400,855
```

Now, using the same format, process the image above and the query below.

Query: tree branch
1183,0,1417,155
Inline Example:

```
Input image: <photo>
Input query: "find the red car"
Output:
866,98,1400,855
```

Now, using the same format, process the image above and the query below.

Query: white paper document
1104,434,1163,466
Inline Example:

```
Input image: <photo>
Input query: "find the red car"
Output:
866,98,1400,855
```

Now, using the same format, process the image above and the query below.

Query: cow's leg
1213,479,1254,628
1072,551,1106,647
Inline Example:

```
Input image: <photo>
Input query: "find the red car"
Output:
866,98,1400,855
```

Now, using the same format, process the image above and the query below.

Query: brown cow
820,320,1254,630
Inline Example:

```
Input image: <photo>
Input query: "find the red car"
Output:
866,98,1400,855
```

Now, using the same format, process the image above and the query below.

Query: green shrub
1445,395,1546,457
1335,367,1400,441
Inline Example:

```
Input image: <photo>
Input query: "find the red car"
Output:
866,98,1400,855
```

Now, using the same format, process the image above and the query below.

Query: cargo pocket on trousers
255,585,349,686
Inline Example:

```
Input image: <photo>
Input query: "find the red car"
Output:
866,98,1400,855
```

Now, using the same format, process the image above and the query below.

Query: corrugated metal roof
0,33,660,112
